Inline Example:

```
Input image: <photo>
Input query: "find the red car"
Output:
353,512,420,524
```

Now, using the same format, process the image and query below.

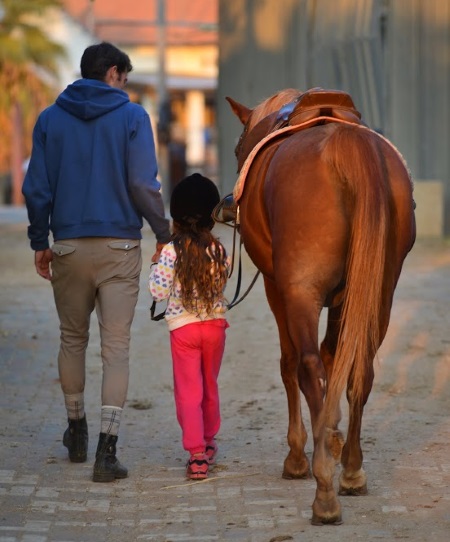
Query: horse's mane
249,88,301,129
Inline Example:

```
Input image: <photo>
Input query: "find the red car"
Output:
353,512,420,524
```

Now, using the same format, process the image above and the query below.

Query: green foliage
0,0,66,175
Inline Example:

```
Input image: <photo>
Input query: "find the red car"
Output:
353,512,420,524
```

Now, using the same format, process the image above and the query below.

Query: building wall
44,8,95,88
388,0,450,235
218,0,450,236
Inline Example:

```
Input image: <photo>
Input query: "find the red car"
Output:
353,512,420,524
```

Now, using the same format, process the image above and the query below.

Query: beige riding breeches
50,237,142,407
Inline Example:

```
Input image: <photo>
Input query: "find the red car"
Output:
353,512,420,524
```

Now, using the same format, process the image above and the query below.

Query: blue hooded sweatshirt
23,78,171,251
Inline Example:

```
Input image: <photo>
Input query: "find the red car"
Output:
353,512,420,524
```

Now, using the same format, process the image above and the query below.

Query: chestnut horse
226,88,416,525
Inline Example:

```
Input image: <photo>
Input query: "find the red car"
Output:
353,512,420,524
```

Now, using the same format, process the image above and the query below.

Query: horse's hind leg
278,288,341,524
264,278,310,479
320,305,346,461
338,363,374,496
338,306,391,496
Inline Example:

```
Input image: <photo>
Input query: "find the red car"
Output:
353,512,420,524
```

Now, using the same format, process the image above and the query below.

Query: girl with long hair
149,173,230,479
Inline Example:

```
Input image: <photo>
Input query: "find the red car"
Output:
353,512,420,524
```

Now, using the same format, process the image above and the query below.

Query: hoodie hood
56,78,130,120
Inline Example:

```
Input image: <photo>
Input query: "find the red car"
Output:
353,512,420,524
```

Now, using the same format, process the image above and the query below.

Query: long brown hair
172,221,228,316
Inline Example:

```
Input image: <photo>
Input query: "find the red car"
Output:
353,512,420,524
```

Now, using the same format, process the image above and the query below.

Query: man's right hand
35,249,53,280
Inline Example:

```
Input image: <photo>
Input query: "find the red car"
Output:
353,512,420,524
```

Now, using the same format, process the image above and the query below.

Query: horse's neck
238,111,279,169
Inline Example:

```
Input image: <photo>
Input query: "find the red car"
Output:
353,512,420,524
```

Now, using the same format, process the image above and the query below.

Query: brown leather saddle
237,88,363,169
285,87,361,125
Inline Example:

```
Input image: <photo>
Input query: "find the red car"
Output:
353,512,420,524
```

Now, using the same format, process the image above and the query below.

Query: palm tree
0,0,66,204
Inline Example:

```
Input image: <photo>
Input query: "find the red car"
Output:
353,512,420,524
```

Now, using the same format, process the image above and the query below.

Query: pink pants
170,319,229,455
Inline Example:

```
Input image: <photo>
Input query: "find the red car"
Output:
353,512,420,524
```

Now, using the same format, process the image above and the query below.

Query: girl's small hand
151,242,166,263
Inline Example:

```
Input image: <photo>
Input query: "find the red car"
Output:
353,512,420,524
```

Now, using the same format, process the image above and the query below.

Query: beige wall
413,180,444,238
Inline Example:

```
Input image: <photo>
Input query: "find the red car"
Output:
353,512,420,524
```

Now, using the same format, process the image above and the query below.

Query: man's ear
104,65,117,85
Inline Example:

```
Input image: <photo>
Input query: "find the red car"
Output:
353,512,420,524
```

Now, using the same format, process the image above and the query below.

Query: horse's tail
321,124,391,427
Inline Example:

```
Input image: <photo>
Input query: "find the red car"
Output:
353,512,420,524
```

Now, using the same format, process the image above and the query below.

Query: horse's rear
228,90,416,525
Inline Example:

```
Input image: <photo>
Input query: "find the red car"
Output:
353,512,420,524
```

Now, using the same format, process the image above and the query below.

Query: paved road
1,207,449,542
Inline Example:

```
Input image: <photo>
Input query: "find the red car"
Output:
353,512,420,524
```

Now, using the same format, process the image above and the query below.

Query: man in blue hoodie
22,42,171,482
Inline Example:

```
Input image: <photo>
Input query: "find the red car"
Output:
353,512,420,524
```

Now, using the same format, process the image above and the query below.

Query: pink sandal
205,440,218,464
186,453,209,479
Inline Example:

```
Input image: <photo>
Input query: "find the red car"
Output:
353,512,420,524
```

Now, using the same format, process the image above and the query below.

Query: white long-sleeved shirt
149,241,229,331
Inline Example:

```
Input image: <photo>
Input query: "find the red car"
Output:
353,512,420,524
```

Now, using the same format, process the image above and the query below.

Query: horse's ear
226,96,252,125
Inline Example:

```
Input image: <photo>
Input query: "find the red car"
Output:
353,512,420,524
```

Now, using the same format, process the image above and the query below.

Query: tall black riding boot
93,433,128,483
63,416,88,463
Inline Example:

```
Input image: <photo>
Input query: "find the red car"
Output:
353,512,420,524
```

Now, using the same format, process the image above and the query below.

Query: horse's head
226,89,301,171
226,96,254,171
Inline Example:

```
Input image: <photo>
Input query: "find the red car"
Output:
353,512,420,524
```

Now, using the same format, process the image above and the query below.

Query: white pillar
141,94,158,150
186,90,205,167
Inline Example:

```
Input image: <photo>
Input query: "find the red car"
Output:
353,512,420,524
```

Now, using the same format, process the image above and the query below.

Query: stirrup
212,194,238,225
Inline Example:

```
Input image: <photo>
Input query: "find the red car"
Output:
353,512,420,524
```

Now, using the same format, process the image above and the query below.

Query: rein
226,239,261,309
212,198,260,310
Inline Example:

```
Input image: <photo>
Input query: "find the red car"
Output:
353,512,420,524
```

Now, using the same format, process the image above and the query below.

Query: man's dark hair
80,42,133,80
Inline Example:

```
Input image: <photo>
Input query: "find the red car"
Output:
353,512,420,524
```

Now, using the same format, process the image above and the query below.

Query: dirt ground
0,210,449,541
216,227,450,540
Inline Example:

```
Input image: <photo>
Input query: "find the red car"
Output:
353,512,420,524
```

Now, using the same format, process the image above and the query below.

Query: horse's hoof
312,492,342,526
338,483,368,496
282,468,311,480
282,454,310,479
311,514,343,526
338,469,368,496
